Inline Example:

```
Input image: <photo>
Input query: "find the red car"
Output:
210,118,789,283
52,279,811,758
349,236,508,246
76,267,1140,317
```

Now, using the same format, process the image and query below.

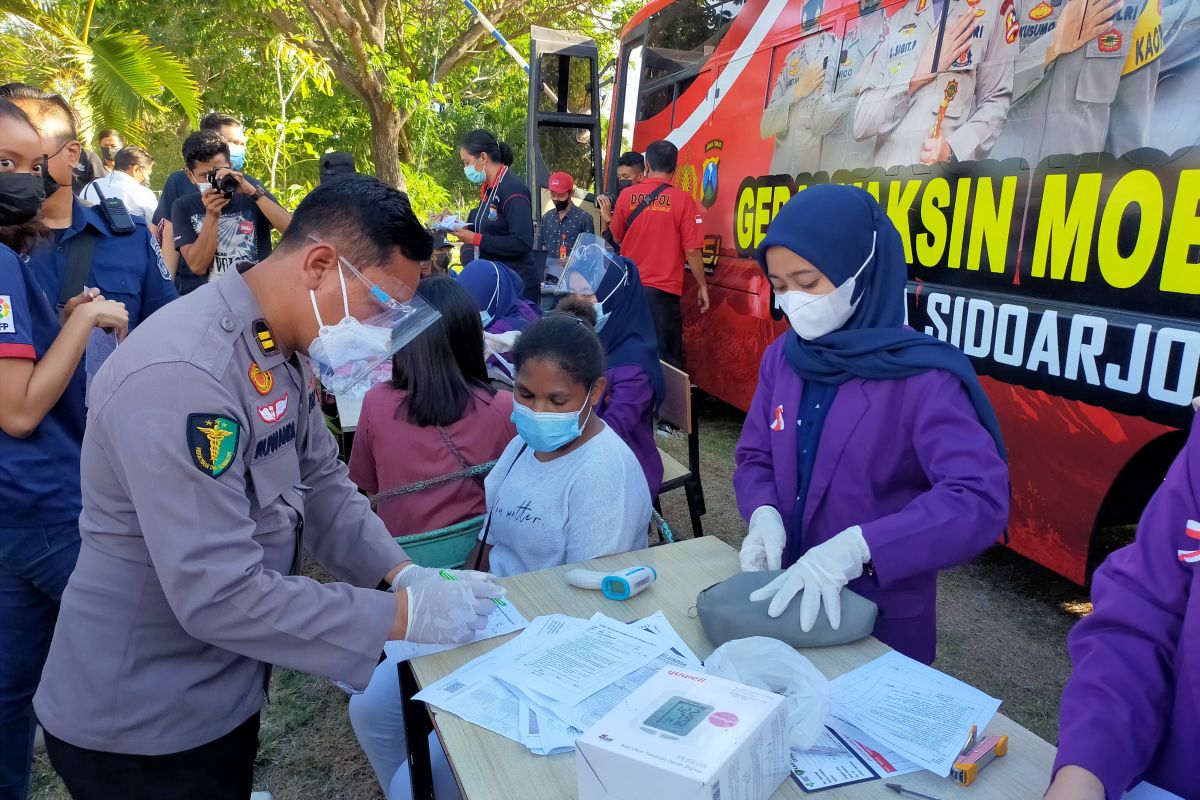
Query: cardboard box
576,666,789,800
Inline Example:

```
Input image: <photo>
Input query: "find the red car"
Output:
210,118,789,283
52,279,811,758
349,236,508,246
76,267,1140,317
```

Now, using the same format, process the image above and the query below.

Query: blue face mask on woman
510,393,593,452
464,158,487,184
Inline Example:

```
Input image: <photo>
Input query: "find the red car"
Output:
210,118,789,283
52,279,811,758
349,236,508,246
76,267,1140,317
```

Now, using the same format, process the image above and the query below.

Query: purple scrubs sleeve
1053,416,1200,800
734,335,1009,663
597,365,663,497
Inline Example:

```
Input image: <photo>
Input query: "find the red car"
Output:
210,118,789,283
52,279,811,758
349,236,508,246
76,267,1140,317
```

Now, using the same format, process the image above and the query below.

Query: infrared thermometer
565,565,657,600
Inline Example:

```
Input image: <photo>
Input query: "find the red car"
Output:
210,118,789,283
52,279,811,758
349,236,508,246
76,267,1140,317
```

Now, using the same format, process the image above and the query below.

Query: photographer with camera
171,131,291,289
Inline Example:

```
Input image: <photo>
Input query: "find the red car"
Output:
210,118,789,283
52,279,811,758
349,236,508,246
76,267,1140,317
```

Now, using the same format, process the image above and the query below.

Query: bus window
538,53,595,116
537,126,597,193
638,82,676,122
617,45,644,156
641,0,748,85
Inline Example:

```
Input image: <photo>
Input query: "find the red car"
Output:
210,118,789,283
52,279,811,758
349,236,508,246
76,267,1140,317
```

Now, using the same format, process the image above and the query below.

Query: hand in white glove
739,506,788,572
483,330,520,359
748,526,870,630
390,563,496,592
402,579,505,644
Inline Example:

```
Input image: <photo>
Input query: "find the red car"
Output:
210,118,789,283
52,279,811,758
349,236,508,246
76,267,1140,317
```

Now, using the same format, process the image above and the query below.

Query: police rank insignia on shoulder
252,319,278,356
187,414,239,478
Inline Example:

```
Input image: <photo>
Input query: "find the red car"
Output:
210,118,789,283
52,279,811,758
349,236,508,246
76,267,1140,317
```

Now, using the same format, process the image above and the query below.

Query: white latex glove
749,526,871,630
390,563,497,592
483,330,520,359
403,579,504,644
739,506,787,572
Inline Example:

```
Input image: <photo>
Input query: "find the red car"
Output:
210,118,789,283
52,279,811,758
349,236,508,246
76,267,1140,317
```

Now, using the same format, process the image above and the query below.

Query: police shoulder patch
187,414,240,478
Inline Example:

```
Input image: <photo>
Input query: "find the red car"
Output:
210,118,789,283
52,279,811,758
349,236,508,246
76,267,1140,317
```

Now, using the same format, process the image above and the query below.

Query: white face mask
195,182,212,194
776,233,874,341
307,260,394,394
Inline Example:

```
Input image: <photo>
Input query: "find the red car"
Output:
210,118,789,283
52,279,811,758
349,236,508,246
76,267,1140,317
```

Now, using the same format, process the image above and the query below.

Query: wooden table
402,537,1056,800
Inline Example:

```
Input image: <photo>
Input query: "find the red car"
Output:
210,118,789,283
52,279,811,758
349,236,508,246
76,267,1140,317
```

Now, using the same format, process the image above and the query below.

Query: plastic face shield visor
553,233,627,300
308,237,441,395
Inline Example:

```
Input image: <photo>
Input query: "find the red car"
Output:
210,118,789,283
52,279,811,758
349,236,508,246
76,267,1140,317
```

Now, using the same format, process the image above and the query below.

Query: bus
599,0,1200,583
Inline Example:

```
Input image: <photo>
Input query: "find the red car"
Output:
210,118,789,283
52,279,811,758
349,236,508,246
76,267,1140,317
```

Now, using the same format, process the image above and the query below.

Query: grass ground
32,395,1091,799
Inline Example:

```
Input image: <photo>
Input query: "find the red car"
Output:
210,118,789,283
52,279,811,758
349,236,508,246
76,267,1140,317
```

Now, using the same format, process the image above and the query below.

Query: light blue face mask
593,302,610,333
229,145,246,171
510,393,593,453
464,161,486,184
480,310,494,328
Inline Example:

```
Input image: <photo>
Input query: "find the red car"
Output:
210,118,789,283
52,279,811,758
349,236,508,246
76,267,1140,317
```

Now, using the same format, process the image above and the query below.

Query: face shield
553,233,628,301
307,235,441,396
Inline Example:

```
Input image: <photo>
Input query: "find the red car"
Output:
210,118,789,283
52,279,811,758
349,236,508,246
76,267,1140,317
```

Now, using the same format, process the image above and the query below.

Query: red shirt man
609,140,709,369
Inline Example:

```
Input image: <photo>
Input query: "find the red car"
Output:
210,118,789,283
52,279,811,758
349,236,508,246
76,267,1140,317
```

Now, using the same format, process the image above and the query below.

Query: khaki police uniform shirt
853,0,1016,166
33,269,405,756
990,0,1163,163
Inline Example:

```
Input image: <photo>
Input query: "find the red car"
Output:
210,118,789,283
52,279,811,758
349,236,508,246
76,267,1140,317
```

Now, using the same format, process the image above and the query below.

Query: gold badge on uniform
1029,1,1051,19
917,0,928,13
187,415,239,478
252,319,278,356
249,364,274,396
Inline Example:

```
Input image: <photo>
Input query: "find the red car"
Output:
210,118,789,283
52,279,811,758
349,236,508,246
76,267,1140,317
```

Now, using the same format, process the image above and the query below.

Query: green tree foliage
0,0,200,142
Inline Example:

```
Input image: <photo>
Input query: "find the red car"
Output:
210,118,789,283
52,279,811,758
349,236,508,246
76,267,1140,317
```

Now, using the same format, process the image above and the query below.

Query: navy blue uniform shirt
0,243,85,525
26,196,176,328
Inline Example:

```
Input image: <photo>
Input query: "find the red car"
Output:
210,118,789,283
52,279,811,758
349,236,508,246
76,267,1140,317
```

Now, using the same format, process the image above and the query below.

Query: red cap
548,172,574,193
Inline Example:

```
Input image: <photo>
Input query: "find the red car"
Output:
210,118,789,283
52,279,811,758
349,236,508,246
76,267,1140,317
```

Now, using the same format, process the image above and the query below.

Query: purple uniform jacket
598,365,664,497
733,335,1009,664
1053,416,1200,800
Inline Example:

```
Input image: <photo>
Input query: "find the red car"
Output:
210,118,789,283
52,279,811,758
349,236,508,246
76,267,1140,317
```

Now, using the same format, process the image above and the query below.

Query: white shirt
81,171,157,222
483,425,652,577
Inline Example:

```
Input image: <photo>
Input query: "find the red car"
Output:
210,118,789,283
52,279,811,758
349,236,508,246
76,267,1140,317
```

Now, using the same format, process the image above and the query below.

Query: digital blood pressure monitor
639,696,717,740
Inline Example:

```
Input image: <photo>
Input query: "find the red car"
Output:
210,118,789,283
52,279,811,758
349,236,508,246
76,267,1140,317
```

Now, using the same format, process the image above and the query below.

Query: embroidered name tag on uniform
253,421,297,460
187,414,239,478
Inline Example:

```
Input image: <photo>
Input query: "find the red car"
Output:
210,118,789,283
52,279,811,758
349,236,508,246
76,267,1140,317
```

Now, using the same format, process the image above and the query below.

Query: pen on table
803,746,846,756
959,725,978,756
439,569,507,607
885,783,945,800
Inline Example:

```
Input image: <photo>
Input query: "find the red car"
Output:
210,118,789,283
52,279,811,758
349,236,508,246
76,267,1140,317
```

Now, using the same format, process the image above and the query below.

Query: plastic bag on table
704,636,831,750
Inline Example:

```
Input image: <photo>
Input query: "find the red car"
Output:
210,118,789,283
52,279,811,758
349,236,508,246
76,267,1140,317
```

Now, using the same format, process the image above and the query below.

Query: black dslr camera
206,169,241,200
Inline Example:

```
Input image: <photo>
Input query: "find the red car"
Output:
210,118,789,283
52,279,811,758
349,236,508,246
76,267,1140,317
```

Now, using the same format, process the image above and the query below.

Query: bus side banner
730,151,1200,427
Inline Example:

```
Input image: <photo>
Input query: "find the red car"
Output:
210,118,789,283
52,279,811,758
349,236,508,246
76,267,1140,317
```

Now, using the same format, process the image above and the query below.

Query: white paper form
492,613,671,706
385,599,528,663
826,718,920,778
413,614,581,744
518,700,580,756
828,651,1000,776
501,613,703,732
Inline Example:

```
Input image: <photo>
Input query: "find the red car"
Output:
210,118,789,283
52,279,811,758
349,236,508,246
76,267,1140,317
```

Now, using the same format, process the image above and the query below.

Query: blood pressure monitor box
576,666,788,800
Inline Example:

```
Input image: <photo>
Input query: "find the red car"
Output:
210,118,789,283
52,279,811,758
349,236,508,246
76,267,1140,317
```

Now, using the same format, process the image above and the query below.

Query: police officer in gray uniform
33,178,504,799
854,0,1016,167
992,0,1165,163
819,5,888,173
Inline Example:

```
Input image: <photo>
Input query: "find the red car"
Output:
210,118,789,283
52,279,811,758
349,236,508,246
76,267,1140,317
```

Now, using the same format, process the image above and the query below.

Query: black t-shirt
171,177,277,288
153,170,196,225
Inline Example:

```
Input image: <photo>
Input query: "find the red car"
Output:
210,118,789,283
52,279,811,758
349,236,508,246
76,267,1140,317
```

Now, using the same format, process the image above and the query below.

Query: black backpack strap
622,183,669,233
473,443,529,569
58,229,98,312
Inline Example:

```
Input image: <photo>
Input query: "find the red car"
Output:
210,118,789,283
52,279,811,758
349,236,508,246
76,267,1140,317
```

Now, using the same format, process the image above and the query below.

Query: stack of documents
827,651,1001,777
415,611,702,756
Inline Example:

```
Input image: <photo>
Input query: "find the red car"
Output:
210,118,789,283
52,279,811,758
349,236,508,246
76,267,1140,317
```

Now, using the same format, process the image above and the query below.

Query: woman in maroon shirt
349,276,516,537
